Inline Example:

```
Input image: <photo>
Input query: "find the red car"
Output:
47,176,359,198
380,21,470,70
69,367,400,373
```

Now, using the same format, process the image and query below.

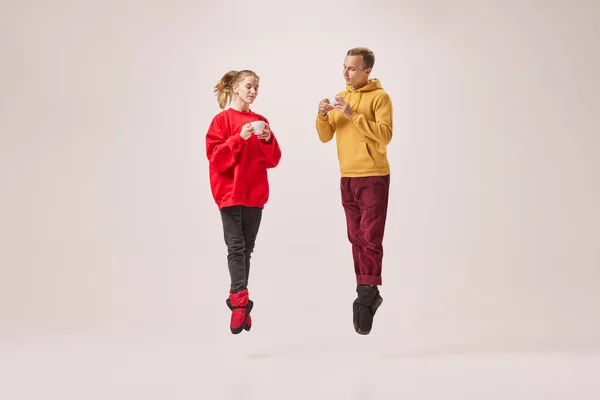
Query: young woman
205,70,281,334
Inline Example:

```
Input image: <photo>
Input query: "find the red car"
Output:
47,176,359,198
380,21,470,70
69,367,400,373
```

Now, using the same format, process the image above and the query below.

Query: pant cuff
357,275,382,286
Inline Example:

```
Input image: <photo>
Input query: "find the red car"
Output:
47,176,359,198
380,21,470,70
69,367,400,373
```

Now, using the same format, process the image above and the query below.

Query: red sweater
206,108,281,210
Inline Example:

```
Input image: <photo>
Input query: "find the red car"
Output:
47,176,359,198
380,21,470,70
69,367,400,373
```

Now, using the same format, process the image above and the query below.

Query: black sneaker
353,285,383,335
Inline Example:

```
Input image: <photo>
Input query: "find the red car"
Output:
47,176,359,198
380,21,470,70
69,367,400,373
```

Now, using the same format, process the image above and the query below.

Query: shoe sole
243,315,251,331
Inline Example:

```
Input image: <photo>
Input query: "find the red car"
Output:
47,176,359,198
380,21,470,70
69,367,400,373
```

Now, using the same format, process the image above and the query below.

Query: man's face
343,55,371,89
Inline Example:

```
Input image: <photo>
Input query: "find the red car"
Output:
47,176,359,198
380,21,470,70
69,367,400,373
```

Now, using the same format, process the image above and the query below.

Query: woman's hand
240,123,254,140
256,123,271,142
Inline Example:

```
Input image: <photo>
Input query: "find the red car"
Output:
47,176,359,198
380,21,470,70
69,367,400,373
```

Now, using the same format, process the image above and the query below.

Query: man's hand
318,99,334,116
333,98,353,120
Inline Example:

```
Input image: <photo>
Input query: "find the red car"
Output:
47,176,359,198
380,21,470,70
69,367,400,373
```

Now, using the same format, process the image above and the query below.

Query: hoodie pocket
338,141,377,171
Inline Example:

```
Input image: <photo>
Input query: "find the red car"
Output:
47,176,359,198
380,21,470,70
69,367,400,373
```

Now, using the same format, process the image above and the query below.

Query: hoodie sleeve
350,93,393,145
315,113,337,143
206,115,247,172
257,118,282,169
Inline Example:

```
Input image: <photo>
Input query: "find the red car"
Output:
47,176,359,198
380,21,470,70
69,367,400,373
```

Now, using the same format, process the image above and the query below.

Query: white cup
328,96,339,106
250,120,265,135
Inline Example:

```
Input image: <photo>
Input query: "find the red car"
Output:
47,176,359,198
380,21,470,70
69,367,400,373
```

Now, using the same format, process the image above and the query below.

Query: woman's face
233,76,260,104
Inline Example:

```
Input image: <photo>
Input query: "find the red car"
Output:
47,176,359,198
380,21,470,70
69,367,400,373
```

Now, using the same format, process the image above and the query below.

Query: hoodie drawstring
344,91,363,110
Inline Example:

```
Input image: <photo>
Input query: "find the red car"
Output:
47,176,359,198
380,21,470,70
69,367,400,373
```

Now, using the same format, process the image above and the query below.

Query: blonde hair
214,70,260,109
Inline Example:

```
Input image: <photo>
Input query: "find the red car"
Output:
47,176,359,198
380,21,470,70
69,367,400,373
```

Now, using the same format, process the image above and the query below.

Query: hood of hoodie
340,78,384,109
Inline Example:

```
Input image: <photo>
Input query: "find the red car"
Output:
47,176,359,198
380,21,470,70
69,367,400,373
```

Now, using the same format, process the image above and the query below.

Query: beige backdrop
1,0,599,354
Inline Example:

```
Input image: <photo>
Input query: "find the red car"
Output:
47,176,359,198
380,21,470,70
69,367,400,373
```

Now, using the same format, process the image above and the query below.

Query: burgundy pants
341,175,390,286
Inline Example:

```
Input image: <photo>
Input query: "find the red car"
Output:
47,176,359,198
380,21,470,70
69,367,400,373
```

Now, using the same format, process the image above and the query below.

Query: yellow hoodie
316,78,392,177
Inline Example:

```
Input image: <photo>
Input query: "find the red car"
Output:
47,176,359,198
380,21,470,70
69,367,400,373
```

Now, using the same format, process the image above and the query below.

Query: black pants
220,206,262,293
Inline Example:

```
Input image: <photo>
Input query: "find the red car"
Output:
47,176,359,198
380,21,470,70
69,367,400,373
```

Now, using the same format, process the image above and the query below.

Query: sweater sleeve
258,134,281,168
256,117,281,168
206,116,246,172
350,93,393,145
315,113,336,143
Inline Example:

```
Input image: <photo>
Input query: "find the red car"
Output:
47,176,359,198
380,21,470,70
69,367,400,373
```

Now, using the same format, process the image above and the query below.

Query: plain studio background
1,0,600,398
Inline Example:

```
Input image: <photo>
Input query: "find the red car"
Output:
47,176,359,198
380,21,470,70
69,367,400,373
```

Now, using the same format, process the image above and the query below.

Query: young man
315,47,393,335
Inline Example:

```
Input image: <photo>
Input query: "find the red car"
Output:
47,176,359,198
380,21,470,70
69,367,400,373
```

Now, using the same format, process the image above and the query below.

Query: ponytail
214,70,238,109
